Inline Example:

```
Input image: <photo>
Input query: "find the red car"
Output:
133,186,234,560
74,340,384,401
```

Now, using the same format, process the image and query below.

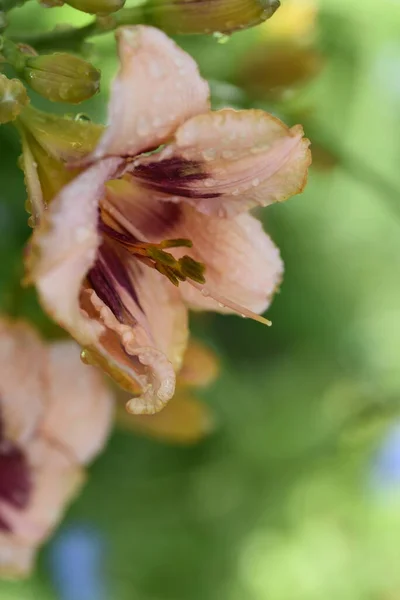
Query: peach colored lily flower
27,26,311,415
0,319,113,579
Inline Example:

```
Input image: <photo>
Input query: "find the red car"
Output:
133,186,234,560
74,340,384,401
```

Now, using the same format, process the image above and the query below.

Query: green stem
13,20,102,52
13,5,147,51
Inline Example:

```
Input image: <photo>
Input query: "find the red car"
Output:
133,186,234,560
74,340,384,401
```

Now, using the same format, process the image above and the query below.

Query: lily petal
40,341,113,465
81,255,188,414
92,26,210,160
28,157,123,347
133,108,311,217
0,320,45,446
162,205,283,316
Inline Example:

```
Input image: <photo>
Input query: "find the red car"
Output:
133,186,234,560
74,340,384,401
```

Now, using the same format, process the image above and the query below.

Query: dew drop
137,116,150,137
149,60,165,79
80,350,90,364
202,148,217,162
75,226,90,242
252,178,260,187
213,32,230,44
75,113,91,122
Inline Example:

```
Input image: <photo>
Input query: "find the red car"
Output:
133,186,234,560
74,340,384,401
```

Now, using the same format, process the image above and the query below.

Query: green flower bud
22,53,100,104
64,0,125,15
0,73,29,124
118,0,280,35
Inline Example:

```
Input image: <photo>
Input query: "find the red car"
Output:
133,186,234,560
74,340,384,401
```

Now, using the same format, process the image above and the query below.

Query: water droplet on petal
202,148,217,162
252,178,260,187
80,350,90,364
137,116,150,137
75,113,91,122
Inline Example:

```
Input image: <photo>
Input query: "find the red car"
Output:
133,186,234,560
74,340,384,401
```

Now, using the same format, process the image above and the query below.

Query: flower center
99,200,206,287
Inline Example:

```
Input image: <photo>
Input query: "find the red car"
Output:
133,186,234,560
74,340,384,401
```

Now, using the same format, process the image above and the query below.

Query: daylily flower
0,319,113,579
117,338,219,444
22,26,311,415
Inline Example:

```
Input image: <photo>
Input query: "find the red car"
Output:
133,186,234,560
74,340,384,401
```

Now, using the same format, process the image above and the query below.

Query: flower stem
13,5,146,51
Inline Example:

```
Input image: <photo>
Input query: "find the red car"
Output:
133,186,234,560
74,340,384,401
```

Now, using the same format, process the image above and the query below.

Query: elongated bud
22,53,100,104
118,0,280,35
237,42,323,101
0,73,29,123
64,0,125,15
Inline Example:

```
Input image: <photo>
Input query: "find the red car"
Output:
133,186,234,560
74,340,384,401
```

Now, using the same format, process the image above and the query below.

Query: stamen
189,281,272,326
100,199,206,287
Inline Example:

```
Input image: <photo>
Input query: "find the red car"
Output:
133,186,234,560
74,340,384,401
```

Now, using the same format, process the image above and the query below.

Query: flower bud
22,53,100,104
17,106,103,224
0,73,29,124
119,0,280,35
237,42,323,101
64,0,125,14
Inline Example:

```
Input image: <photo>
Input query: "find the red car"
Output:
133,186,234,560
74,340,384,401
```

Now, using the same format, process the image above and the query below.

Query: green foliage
1,0,400,598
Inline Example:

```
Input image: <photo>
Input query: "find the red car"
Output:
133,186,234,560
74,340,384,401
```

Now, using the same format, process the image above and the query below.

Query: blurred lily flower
121,0,280,35
22,26,310,415
117,339,219,444
0,319,113,579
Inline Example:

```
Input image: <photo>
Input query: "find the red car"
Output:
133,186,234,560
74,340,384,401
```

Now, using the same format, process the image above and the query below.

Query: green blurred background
2,0,400,598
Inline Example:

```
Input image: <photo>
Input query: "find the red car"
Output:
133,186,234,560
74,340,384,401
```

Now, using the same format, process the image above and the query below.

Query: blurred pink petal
0,440,84,546
41,341,114,464
92,26,210,161
0,320,45,446
0,320,113,579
